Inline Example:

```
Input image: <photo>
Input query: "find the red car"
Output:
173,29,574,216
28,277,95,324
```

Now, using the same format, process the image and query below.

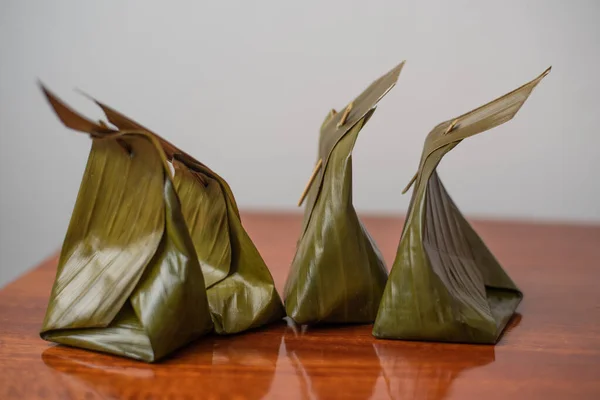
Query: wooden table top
1,212,599,399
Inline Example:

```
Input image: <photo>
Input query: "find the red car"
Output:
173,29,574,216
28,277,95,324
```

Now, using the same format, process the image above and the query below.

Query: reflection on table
41,316,521,399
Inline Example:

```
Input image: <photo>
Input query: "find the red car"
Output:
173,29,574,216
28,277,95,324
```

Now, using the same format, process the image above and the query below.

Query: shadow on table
41,323,285,399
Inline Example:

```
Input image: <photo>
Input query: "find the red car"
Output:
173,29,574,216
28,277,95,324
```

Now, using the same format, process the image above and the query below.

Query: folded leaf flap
178,161,284,333
130,177,214,361
299,108,342,228
318,61,404,158
427,66,550,152
90,97,180,159
299,62,404,234
87,95,241,219
42,303,155,362
41,137,166,332
424,169,519,293
423,172,498,333
174,153,241,219
402,67,550,194
206,212,286,334
173,159,232,288
374,169,521,342
301,108,376,236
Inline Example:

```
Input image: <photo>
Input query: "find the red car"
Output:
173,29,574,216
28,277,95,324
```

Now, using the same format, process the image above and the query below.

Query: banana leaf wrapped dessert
40,87,284,361
284,62,405,324
373,67,551,344
39,88,213,362
83,99,286,335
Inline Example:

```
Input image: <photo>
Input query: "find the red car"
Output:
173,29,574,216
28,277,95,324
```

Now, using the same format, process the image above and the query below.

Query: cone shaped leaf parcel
373,67,551,344
40,87,284,362
284,62,405,324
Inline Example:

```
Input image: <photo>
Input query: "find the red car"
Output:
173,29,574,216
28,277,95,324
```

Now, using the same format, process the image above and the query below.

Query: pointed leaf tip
542,66,552,77
39,84,113,135
73,87,96,102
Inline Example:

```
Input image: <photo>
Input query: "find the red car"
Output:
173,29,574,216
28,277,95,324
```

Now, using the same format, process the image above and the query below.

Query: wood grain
1,212,599,399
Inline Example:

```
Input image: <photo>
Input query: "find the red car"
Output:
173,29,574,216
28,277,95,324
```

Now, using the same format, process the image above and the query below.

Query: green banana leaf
39,87,213,362
173,158,232,288
86,101,285,334
284,62,405,324
373,67,551,344
40,88,284,338
172,154,286,334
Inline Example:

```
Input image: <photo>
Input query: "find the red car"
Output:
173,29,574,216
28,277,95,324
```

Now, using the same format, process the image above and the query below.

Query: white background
1,0,599,287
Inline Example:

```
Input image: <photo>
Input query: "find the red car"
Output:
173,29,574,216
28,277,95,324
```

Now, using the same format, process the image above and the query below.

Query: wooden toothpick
443,119,459,135
336,102,354,129
298,158,323,206
401,172,418,194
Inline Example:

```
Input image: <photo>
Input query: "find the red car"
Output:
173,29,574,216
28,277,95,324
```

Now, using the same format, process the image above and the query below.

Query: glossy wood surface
1,212,599,399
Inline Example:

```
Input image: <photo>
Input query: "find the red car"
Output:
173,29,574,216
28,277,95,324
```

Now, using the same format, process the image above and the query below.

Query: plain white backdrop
1,0,599,287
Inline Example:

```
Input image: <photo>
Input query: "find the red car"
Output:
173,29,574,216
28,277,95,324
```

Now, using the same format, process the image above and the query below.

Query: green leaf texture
175,157,286,334
83,96,284,335
173,159,231,288
284,112,388,324
40,129,213,362
283,62,405,325
373,67,551,343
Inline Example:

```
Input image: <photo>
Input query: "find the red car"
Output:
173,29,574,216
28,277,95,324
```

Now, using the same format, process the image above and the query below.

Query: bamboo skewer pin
401,172,418,195
298,102,354,207
444,119,459,135
402,119,460,194
336,102,353,129
298,159,322,206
